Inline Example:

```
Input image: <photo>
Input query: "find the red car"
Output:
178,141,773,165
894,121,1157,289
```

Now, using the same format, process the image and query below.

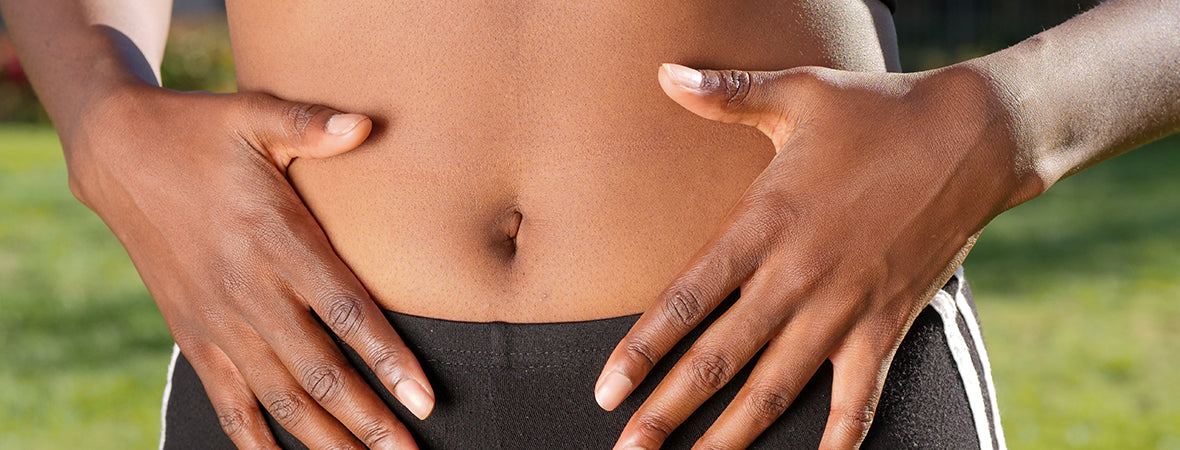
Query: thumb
240,95,373,171
658,63,796,150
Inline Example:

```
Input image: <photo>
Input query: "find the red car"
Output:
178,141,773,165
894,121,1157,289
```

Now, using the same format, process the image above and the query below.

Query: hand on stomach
226,0,896,321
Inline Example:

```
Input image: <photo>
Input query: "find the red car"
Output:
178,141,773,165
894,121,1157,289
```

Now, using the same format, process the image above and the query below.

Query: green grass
968,136,1180,449
0,124,172,448
1,124,1178,448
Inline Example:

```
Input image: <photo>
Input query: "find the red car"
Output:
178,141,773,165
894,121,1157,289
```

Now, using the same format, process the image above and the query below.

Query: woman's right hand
64,83,432,449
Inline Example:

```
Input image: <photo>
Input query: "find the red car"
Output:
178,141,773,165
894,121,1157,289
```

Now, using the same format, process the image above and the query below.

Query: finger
181,342,279,449
243,297,420,449
818,333,897,450
691,318,840,450
277,220,436,421
595,218,766,411
236,93,373,171
216,328,368,449
657,63,799,150
611,277,800,449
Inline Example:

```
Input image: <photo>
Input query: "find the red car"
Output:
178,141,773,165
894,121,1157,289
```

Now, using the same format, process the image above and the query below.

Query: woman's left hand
595,63,1042,449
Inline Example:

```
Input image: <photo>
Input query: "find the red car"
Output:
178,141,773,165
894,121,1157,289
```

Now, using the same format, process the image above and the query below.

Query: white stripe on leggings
953,267,1007,449
930,289,994,450
159,344,180,450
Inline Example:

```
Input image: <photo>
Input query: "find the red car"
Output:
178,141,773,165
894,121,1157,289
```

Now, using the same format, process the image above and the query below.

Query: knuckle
688,351,735,393
263,389,307,424
661,284,707,328
636,413,676,441
745,386,791,422
321,293,366,339
703,69,754,109
368,347,406,384
356,418,396,448
285,102,319,138
216,407,251,437
834,404,876,439
721,70,754,109
624,339,658,372
768,259,831,305
300,362,345,403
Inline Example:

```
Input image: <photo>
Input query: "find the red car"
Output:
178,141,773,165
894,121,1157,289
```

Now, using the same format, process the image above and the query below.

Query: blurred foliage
0,36,47,123
159,18,236,94
894,0,1103,70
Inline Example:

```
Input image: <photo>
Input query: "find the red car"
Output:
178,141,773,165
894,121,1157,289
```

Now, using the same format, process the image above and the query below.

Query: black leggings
161,268,1004,449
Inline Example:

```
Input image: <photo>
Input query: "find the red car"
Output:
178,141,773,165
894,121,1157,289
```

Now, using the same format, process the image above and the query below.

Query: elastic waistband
380,289,747,369
381,310,643,370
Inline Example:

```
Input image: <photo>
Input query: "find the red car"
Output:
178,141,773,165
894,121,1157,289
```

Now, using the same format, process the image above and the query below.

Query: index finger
595,214,768,411
274,212,436,421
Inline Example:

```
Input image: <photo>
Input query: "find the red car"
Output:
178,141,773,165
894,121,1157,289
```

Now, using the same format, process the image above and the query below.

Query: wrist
59,54,158,137
62,77,165,208
31,21,164,145
953,36,1082,195
923,59,1052,213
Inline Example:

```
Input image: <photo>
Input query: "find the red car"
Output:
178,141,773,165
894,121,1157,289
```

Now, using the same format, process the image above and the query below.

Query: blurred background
2,0,1177,448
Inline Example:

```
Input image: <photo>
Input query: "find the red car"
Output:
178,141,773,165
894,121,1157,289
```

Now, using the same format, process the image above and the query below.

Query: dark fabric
164,274,987,449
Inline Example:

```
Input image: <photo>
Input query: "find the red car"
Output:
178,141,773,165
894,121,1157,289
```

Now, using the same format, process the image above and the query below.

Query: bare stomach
225,0,898,322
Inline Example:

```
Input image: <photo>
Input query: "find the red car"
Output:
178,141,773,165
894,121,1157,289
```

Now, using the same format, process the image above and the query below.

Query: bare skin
226,0,900,321
3,0,1178,449
600,1,1180,448
2,2,434,448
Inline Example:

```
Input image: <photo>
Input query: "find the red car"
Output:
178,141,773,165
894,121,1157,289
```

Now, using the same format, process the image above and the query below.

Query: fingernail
595,371,634,411
663,63,703,92
395,381,435,420
325,113,365,135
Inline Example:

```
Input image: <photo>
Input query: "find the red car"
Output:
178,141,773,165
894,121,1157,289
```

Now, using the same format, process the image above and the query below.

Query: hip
161,267,1006,449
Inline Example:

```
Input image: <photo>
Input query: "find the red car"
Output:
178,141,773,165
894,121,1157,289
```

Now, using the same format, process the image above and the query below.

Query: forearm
961,0,1180,189
0,0,171,139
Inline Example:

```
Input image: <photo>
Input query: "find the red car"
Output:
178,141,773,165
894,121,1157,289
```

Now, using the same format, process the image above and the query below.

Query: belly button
496,206,524,259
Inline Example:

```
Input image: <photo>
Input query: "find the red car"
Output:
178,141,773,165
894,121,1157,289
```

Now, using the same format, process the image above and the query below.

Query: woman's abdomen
225,0,898,321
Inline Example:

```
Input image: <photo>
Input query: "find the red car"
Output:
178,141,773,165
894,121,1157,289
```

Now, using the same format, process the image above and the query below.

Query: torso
225,0,899,322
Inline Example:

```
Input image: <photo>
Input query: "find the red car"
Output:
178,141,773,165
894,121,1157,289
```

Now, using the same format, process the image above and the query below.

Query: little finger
692,317,841,449
181,342,279,449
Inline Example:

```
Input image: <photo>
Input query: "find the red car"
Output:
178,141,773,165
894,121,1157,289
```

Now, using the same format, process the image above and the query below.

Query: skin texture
3,0,1177,448
598,1,1180,448
1,1,434,448
225,0,899,321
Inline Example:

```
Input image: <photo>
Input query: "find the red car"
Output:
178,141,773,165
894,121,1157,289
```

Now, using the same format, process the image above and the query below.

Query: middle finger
244,290,417,448
612,277,804,449
694,318,840,449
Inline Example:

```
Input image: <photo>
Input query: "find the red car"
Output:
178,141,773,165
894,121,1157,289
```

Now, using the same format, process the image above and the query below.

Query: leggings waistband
383,310,644,370
381,289,744,370
163,270,1000,449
